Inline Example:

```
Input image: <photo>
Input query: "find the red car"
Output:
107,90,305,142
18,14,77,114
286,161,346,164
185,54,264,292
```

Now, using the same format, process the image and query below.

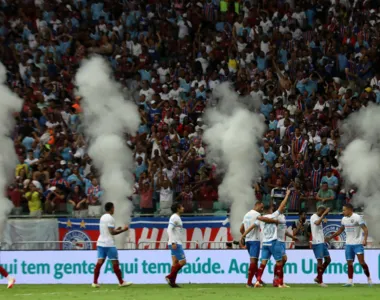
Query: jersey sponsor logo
324,224,346,249
63,230,92,250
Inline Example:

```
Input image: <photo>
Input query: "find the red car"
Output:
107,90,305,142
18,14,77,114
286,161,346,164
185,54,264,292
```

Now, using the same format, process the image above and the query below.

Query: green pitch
0,284,378,300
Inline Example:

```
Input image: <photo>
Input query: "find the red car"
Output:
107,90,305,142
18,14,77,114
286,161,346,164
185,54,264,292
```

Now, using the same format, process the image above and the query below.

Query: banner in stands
58,215,351,250
0,250,379,284
2,219,59,250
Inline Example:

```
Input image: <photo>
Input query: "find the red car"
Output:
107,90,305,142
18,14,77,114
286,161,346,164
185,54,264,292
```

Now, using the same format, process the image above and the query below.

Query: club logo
324,224,346,249
63,230,92,250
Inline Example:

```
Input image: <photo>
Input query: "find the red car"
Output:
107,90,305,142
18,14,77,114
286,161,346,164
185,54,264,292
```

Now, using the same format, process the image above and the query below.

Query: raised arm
241,217,279,239
278,189,291,213
314,208,330,226
258,216,280,224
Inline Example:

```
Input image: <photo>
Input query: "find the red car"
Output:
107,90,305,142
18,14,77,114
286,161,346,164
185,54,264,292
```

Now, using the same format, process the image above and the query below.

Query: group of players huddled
1,198,371,289
240,190,372,288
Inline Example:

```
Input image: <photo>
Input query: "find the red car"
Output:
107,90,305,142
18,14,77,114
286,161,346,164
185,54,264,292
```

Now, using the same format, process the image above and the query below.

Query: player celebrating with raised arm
275,210,298,287
310,206,331,287
165,203,186,288
326,203,372,287
240,201,281,288
247,189,290,288
92,202,132,288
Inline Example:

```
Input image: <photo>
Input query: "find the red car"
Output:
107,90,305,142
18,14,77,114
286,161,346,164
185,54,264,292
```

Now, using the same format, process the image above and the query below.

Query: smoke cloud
76,56,140,248
204,83,265,240
340,103,380,244
0,63,23,238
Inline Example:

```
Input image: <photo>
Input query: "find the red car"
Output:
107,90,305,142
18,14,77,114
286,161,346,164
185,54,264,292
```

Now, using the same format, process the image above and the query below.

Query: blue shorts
97,246,118,260
312,243,330,260
261,240,283,261
278,241,286,257
345,244,364,261
246,241,260,259
169,244,186,261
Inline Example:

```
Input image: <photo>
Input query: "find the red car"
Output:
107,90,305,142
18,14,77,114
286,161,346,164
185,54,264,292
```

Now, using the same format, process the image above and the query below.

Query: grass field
0,284,378,300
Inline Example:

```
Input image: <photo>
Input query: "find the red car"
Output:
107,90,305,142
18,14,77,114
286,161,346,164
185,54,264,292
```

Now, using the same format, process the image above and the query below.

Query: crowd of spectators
2,0,379,217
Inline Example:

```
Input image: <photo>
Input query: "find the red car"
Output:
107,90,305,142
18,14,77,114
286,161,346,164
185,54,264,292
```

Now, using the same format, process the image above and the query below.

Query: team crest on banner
63,230,92,250
58,216,358,250
324,224,346,249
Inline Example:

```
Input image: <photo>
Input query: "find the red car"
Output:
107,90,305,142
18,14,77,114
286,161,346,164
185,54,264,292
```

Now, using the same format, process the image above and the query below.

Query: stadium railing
137,241,199,249
200,242,241,249
3,240,380,250
9,241,73,250
68,240,137,250
8,212,310,218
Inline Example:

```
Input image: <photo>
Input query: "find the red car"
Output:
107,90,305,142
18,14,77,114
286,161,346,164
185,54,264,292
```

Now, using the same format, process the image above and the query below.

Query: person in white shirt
242,190,291,288
131,39,142,57
92,202,132,288
260,16,273,34
168,82,184,103
25,150,39,166
195,53,209,74
139,81,155,102
158,64,170,83
177,17,189,39
165,203,186,288
326,204,372,287
292,7,306,28
160,85,170,100
240,201,279,288
191,75,207,89
310,206,332,287
158,176,174,215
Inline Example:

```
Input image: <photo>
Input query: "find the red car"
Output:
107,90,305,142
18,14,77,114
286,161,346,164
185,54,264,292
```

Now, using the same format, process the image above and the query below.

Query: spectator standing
67,185,88,218
139,174,154,214
24,182,42,217
292,211,310,249
87,179,103,217
316,182,335,210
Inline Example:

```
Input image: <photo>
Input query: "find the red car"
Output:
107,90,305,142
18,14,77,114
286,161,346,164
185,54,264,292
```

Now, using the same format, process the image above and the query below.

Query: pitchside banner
58,216,349,250
0,250,379,284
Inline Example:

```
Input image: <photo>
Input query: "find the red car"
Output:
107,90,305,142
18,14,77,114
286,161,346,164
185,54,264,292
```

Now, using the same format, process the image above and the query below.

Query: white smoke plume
340,103,380,244
76,56,140,248
0,63,23,238
204,83,265,240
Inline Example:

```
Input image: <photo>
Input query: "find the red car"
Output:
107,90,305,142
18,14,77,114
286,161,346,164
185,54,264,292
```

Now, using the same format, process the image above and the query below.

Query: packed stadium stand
2,0,380,218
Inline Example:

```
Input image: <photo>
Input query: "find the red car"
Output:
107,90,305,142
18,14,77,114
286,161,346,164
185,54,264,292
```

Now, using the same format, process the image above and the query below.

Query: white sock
6,276,10,280
368,277,372,281
348,279,353,284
